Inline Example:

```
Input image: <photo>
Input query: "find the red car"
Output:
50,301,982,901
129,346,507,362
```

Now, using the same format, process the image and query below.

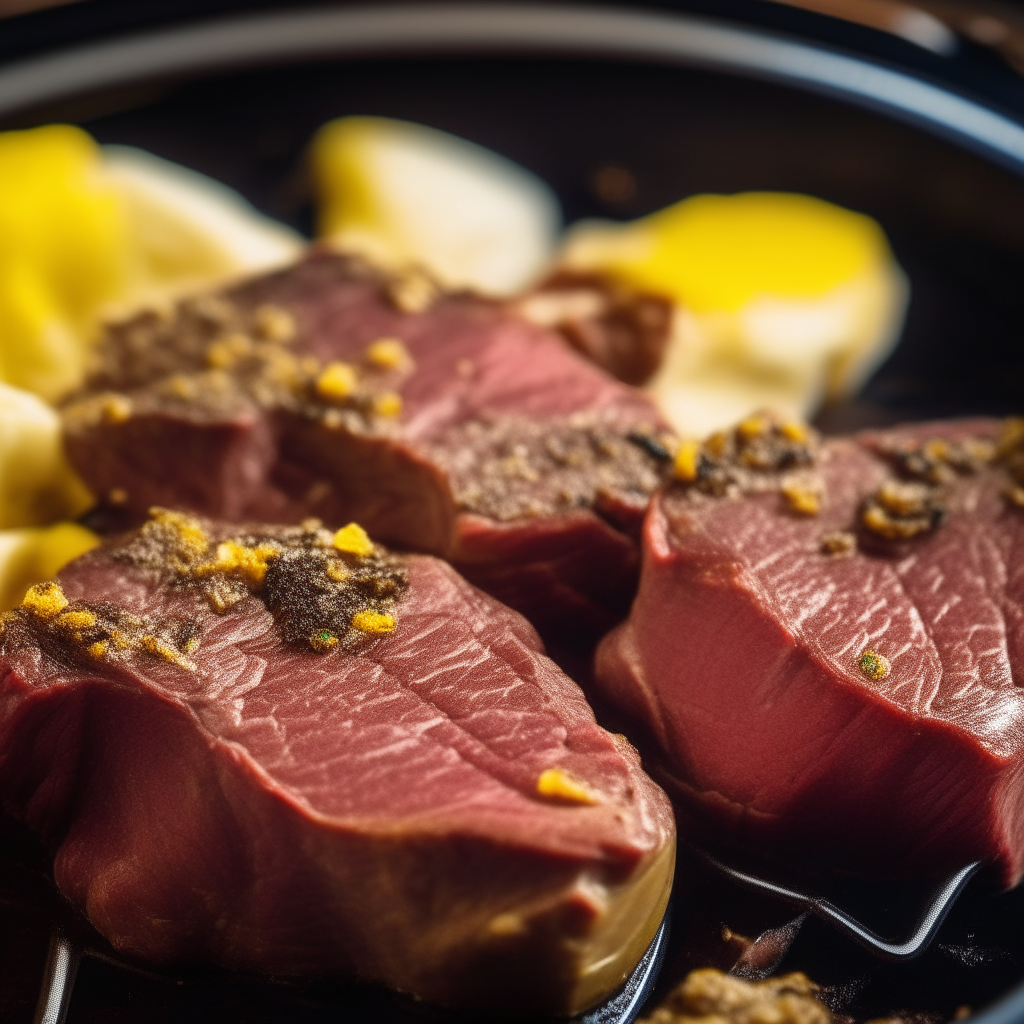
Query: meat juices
595,415,1024,886
0,513,675,1014
62,251,670,641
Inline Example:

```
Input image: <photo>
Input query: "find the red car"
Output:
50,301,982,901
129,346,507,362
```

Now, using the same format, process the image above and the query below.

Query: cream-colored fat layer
566,835,676,1014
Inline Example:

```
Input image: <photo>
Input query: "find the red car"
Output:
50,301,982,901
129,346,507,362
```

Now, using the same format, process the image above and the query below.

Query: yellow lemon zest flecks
373,392,403,418
781,481,821,516
315,361,358,402
141,634,196,670
194,539,278,586
351,609,396,634
859,649,891,682
365,336,411,369
333,522,374,557
21,580,69,618
536,768,599,806
673,439,700,482
149,508,209,562
58,609,97,630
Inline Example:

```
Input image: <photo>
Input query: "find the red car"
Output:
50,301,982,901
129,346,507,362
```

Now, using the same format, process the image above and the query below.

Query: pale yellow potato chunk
0,523,99,611
0,125,126,401
0,125,302,403
0,382,92,530
560,192,908,437
312,116,559,295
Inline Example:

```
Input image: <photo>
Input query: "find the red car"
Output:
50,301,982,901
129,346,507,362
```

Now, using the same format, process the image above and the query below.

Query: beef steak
595,413,1024,886
62,251,670,640
0,511,675,1014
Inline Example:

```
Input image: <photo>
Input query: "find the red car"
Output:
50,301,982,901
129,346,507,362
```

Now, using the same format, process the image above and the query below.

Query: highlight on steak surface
595,412,1024,886
0,511,675,1015
61,250,672,642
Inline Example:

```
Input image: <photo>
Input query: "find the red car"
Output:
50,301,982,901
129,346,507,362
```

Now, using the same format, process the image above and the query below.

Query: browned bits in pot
637,969,830,1024
515,270,673,386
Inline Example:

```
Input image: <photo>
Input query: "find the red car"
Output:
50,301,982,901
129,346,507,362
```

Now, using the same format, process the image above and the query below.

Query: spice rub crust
666,412,1024,556
0,510,407,670
59,249,675,641
437,412,665,523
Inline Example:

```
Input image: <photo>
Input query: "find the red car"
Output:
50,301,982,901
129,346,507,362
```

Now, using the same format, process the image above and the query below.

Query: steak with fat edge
0,511,675,1014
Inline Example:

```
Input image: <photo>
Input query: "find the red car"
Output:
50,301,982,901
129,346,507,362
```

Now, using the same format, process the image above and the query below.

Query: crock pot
2,3,1023,1022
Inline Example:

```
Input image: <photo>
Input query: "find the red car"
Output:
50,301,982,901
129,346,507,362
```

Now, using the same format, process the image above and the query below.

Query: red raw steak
596,415,1024,886
62,251,670,641
0,512,674,1014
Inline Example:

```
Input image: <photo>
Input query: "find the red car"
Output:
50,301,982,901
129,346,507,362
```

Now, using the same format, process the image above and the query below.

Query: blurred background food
0,381,97,610
312,115,560,295
0,123,301,609
0,522,98,613
0,114,909,607
312,115,907,438
559,192,907,436
0,382,91,529
0,123,300,403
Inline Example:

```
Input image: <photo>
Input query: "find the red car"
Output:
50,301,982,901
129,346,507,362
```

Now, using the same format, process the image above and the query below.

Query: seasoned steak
595,414,1024,885
0,511,675,1014
62,251,670,640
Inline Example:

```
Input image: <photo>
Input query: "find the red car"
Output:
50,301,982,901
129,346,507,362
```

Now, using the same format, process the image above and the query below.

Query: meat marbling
0,512,675,1014
595,414,1024,886
62,251,671,641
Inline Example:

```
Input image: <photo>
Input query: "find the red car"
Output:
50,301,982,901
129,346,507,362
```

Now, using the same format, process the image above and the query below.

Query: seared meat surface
0,512,674,1014
63,251,670,641
596,415,1024,885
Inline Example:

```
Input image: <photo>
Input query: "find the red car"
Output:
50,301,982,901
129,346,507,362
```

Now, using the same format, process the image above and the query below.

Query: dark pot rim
1,1,1024,173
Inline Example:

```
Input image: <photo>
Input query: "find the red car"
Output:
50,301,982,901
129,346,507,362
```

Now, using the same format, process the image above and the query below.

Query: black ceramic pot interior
2,4,1024,1023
